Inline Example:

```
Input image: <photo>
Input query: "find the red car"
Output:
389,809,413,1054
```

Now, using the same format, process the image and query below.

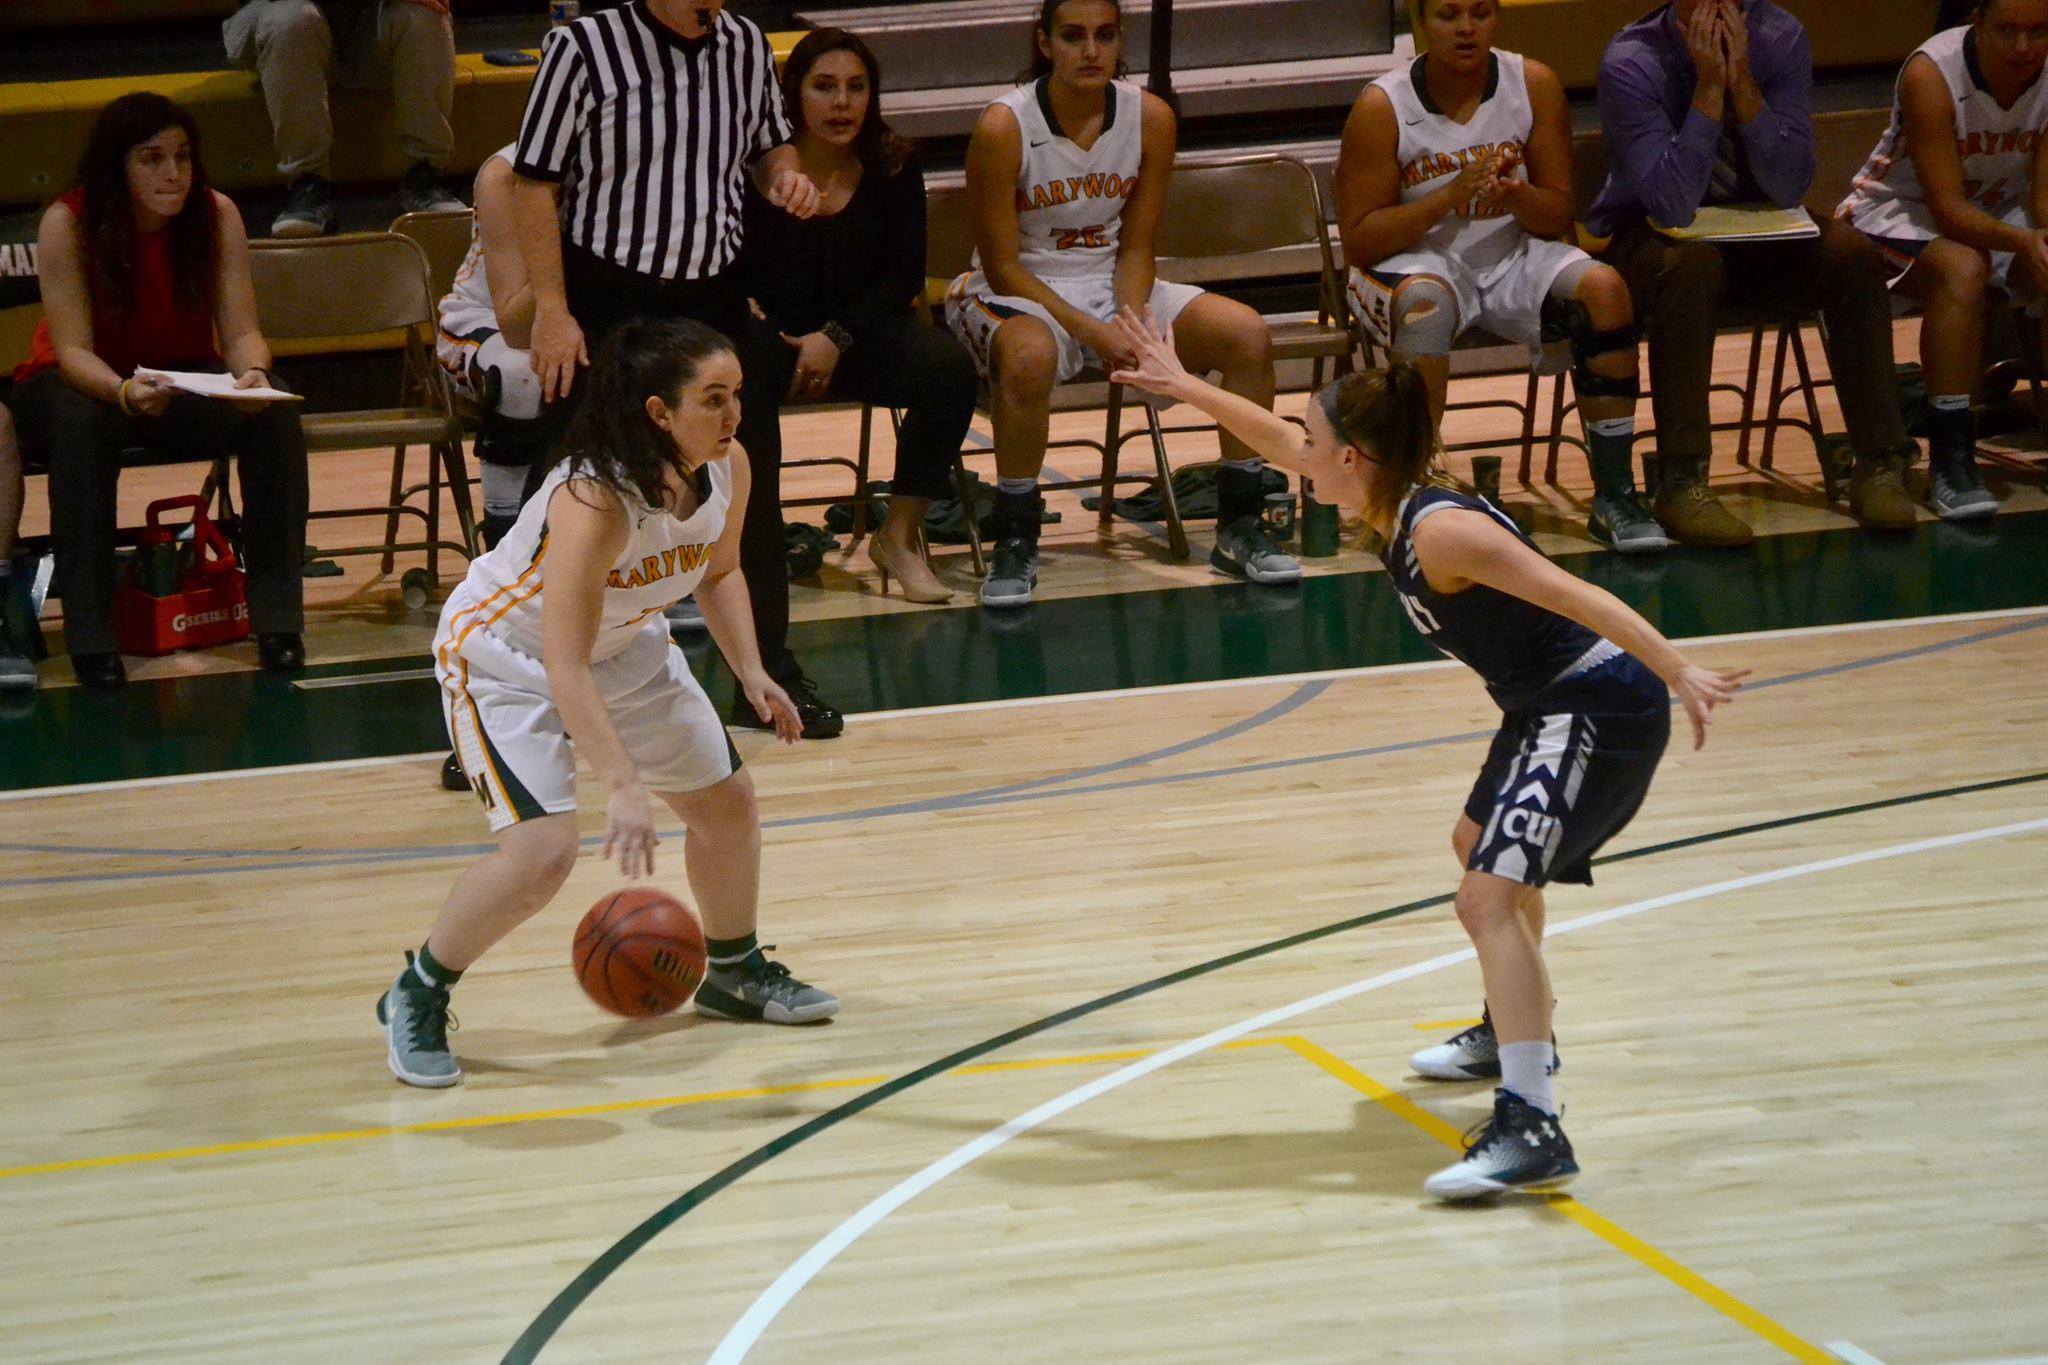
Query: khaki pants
226,0,455,180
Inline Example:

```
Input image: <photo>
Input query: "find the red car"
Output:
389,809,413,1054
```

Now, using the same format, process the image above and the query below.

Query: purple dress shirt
1585,0,1818,236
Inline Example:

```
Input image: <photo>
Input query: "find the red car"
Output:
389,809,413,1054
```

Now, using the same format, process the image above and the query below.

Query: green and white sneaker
376,952,462,1088
693,951,839,1025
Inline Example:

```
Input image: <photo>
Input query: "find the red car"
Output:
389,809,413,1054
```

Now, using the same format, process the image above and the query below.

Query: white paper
1651,204,1821,244
132,368,301,402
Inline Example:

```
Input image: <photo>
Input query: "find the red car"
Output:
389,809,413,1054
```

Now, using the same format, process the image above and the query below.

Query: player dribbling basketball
1108,307,1746,1199
378,318,838,1090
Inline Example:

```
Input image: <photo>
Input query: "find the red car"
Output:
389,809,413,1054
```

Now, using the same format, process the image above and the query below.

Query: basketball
572,889,707,1018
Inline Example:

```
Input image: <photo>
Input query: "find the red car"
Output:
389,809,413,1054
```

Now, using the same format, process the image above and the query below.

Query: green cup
1299,490,1341,558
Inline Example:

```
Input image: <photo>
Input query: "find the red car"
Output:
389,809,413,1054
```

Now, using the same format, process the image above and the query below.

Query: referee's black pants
545,247,800,687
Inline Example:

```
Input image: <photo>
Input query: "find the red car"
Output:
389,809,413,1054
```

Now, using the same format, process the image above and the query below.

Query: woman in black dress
742,28,980,604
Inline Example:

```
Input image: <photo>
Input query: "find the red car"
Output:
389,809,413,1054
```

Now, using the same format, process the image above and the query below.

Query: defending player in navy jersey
1108,307,1746,1200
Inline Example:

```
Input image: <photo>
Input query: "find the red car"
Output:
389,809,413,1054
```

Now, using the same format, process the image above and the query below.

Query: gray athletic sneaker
271,175,334,239
1588,490,1672,554
1929,448,1998,521
979,537,1038,609
693,952,839,1025
376,952,462,1087
1211,515,1303,585
665,596,708,636
0,643,32,692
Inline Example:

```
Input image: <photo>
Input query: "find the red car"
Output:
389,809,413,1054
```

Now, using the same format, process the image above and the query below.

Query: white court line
1828,1343,1890,1365
706,815,2048,1363
4,607,2041,804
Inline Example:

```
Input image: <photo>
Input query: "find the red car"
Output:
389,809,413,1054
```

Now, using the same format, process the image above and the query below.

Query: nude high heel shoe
868,530,952,604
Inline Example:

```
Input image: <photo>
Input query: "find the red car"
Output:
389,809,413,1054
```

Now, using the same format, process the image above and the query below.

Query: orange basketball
572,889,707,1018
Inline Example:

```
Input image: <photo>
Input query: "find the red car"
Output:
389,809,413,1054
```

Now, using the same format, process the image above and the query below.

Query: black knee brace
1542,296,1641,401
474,409,550,468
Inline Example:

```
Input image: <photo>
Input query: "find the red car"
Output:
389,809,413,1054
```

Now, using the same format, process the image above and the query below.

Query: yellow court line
0,1037,1293,1183
1278,1037,1836,1365
1412,1017,1484,1031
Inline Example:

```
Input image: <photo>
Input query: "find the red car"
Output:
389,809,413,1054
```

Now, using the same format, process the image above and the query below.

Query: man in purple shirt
1590,0,1919,543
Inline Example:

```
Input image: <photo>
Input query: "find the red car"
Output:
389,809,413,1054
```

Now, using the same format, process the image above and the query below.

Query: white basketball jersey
437,456,731,673
979,77,1144,282
1841,27,2048,239
1374,51,1534,271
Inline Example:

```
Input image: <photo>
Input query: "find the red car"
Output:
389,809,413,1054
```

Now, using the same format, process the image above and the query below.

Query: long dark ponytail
556,317,737,510
1316,360,1442,521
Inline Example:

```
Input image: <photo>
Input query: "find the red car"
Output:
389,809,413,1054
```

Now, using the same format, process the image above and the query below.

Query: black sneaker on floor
693,950,839,1024
440,752,469,792
728,672,843,739
1423,1088,1578,1201
272,175,335,238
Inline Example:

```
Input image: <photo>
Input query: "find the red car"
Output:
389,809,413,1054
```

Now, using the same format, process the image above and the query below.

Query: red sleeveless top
13,187,221,386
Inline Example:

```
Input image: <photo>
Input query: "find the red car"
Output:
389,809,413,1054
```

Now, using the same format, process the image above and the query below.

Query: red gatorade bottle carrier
113,496,250,655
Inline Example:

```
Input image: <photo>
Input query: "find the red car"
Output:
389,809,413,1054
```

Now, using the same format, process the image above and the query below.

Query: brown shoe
1653,477,1755,548
1849,458,1919,532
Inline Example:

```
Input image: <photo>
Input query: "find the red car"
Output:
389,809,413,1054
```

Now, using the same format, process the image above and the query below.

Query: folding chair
247,232,475,601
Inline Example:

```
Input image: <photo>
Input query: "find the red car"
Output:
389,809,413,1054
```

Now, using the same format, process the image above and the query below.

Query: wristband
117,378,136,415
820,321,854,354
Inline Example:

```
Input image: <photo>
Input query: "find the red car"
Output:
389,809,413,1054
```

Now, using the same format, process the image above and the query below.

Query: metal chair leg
440,439,479,556
952,455,986,577
1101,384,1126,527
1762,324,1793,468
1543,372,1566,485
1736,323,1766,467
1146,402,1189,560
851,403,874,545
1788,323,1826,457
424,442,442,583
382,445,406,575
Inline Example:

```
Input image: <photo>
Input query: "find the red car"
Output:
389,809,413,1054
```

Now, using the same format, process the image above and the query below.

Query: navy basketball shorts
1462,655,1672,888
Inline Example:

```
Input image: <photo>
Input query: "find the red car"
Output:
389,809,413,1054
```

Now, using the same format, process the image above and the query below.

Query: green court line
6,510,2046,791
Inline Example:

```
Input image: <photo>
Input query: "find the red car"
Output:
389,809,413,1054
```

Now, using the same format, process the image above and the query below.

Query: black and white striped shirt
514,2,793,281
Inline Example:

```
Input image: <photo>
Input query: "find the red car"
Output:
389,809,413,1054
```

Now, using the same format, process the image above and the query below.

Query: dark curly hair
557,317,739,511
781,28,917,178
74,92,218,319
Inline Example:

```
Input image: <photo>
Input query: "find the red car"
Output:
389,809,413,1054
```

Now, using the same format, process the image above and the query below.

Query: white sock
996,476,1037,497
481,463,526,520
1498,1041,1559,1117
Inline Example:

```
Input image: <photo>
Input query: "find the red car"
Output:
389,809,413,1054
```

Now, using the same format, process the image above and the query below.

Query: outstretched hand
1106,306,1189,398
1672,663,1750,750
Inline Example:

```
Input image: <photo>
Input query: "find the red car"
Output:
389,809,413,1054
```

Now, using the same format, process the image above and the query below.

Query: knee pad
474,409,550,468
1542,294,1641,401
487,359,544,422
1388,276,1458,358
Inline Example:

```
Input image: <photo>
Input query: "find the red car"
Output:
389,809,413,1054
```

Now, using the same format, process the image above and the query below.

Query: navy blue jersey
1385,486,1605,712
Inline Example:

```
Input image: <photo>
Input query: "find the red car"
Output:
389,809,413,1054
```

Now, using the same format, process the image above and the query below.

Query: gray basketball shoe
376,952,462,1088
693,951,839,1024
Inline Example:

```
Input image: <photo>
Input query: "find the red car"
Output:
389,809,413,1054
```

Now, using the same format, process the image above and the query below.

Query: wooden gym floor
2,324,2046,1361
2,611,2045,1361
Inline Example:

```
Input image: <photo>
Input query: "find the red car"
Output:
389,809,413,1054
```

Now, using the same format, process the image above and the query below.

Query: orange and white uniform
434,458,738,831
944,76,1204,383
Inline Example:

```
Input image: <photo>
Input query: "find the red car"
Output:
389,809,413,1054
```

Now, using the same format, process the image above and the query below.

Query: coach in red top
11,94,310,690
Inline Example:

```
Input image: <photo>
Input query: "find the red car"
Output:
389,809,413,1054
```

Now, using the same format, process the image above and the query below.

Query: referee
510,0,842,738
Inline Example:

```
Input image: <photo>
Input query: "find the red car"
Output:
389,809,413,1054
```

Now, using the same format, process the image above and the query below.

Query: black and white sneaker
271,174,335,238
1588,491,1672,554
1211,515,1303,585
1411,1009,1500,1080
1423,1088,1578,1201
692,950,839,1025
1929,448,1998,521
399,160,465,216
979,535,1038,608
